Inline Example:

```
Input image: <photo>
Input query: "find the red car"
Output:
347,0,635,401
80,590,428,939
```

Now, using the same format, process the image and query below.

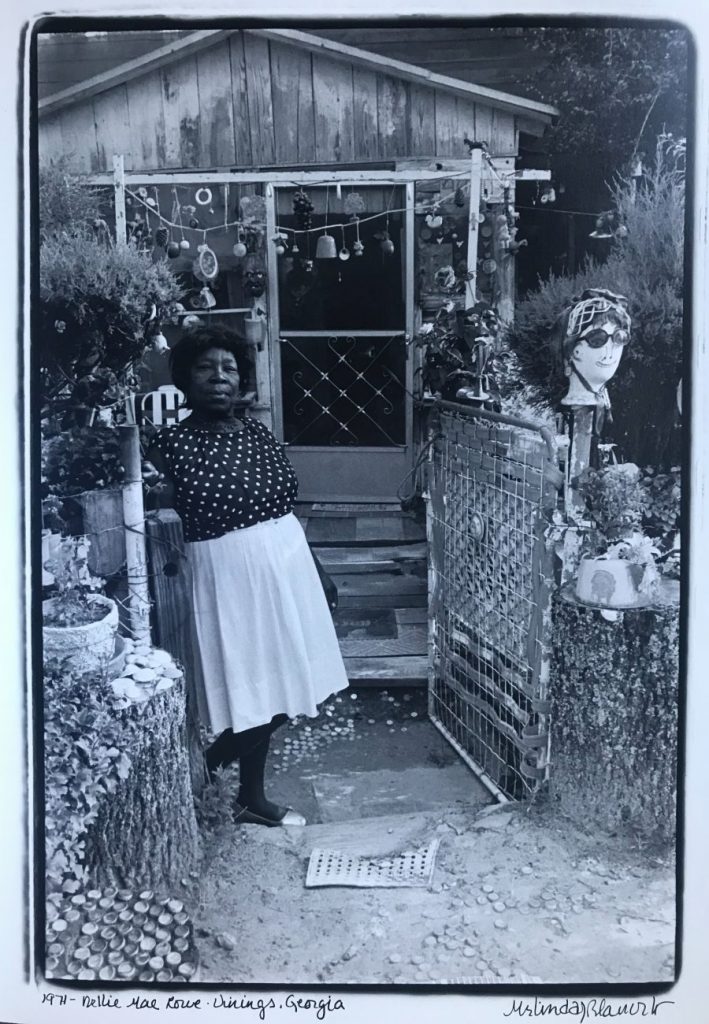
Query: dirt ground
188,689,676,987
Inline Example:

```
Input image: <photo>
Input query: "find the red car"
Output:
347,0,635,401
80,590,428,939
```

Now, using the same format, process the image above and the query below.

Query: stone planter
43,595,119,675
575,557,646,609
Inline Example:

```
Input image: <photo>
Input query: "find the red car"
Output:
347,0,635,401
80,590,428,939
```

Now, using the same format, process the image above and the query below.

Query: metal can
64,908,81,924
117,962,137,980
133,901,149,915
139,936,157,953
127,927,142,944
139,890,154,902
104,886,118,899
70,894,87,907
87,889,102,901
65,959,82,976
158,913,173,928
134,951,151,967
155,942,170,958
166,899,184,914
87,954,103,971
148,955,165,972
90,937,108,955
173,911,189,926
166,951,182,967
137,969,155,983
118,910,133,923
143,920,157,935
154,927,170,942
78,968,97,981
123,941,138,959
117,888,133,902
178,962,196,979
132,914,147,928
45,956,60,975
109,935,125,952
107,950,124,966
156,969,173,982
74,946,91,963
51,919,68,934
81,922,98,936
174,924,190,939
174,938,189,953
99,965,116,981
149,904,162,919
47,942,64,957
99,897,113,910
103,911,118,925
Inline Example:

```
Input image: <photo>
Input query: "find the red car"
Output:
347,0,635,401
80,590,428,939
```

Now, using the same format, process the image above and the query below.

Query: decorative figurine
559,288,631,415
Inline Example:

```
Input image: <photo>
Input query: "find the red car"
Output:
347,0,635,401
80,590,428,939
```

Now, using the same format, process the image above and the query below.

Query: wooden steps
299,504,428,687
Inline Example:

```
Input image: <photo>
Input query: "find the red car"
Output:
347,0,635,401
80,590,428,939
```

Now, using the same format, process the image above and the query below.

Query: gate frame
426,399,558,803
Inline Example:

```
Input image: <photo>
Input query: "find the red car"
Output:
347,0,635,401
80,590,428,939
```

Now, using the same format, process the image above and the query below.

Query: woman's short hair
169,324,252,397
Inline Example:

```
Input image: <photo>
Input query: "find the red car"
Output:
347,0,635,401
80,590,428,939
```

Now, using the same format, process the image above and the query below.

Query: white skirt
185,512,349,734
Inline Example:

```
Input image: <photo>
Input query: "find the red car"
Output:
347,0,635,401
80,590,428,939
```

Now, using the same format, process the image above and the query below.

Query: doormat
305,838,439,889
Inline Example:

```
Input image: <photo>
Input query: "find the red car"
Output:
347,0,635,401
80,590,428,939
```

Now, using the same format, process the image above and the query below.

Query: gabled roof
38,26,558,125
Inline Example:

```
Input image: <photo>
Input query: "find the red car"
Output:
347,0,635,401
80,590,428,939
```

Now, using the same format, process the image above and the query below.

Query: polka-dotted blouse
152,418,299,543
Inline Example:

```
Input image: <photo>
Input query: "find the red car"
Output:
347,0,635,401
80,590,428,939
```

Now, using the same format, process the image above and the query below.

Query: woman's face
570,318,627,390
187,346,241,416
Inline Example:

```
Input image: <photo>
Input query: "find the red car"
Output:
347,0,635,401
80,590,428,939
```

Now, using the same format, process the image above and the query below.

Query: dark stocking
205,715,288,817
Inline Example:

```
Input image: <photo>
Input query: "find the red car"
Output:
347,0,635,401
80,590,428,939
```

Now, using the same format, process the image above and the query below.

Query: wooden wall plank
312,53,354,163
38,114,64,167
243,33,276,166
93,85,132,173
489,108,516,154
408,83,436,157
269,40,315,165
228,32,253,166
126,69,167,170
352,66,378,161
195,39,237,168
58,101,99,173
377,74,408,159
161,55,201,169
474,103,493,150
457,98,477,147
433,91,459,158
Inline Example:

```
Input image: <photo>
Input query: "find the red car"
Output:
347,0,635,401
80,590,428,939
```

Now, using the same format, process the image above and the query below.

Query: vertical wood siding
160,56,201,169
38,33,524,171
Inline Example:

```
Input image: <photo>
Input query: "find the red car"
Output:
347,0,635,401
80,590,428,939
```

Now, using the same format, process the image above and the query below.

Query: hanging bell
380,232,395,255
315,232,337,259
233,240,247,258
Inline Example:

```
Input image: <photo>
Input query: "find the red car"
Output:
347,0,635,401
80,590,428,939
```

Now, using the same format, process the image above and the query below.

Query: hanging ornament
344,192,366,219
166,241,180,259
240,194,267,227
195,187,212,207
291,238,300,255
302,259,314,274
183,314,202,329
232,225,247,259
151,330,169,354
378,231,395,255
454,187,466,208
272,232,288,256
193,239,219,282
155,227,169,248
195,286,216,309
180,239,191,251
339,226,350,261
353,217,364,256
146,196,157,208
189,216,200,229
316,185,337,258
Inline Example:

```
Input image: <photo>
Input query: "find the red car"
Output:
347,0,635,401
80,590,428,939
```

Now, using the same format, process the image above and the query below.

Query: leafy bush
44,659,135,891
504,136,685,468
39,159,106,240
42,421,124,497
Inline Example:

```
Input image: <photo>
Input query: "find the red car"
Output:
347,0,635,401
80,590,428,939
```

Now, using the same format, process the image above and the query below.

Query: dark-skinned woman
145,324,348,826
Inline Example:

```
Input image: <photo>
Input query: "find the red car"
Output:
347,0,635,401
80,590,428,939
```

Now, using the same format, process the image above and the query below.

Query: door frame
266,182,415,505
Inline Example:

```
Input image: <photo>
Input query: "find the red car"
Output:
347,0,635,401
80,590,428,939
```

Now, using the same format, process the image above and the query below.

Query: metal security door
427,402,560,801
268,183,414,503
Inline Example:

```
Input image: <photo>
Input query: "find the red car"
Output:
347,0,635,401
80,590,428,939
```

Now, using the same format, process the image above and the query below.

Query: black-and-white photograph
30,13,691,999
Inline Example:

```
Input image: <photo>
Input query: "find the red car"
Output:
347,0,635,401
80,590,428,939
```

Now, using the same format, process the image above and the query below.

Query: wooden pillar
465,145,484,308
146,510,207,794
113,155,126,246
119,425,151,646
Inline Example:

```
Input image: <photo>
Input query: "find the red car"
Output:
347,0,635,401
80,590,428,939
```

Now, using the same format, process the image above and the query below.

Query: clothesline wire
123,167,528,240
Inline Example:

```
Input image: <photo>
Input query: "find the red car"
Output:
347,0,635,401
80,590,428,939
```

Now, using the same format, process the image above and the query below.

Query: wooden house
37,27,557,504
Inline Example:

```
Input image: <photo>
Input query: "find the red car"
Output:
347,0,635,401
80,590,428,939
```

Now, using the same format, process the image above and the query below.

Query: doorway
270,184,414,502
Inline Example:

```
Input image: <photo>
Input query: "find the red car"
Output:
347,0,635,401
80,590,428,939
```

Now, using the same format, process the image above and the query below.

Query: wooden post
465,144,484,308
567,406,594,512
119,425,151,646
146,510,207,793
113,155,127,246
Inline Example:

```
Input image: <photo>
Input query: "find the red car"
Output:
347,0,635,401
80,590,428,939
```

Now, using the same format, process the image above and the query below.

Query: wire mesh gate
427,402,560,801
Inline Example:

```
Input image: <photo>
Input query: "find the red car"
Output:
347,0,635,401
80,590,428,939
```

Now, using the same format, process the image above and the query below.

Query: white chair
138,385,191,428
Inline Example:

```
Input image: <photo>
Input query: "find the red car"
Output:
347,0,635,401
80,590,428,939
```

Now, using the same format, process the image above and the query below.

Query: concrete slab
312,764,488,823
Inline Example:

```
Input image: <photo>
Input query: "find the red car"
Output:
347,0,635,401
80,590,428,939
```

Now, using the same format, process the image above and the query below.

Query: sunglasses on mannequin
577,325,630,348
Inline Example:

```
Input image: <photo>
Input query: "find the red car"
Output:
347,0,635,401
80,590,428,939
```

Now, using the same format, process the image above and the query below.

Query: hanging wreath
195,187,213,207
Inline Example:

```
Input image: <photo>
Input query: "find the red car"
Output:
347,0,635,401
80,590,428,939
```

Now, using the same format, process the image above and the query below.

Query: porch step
301,512,426,547
316,543,427,574
343,655,428,684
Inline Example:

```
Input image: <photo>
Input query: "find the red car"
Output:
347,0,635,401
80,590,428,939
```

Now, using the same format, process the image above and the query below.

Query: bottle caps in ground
45,884,199,982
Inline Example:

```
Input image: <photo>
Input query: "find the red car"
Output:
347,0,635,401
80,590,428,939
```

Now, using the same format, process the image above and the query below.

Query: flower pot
43,595,119,675
575,557,646,609
243,315,264,347
107,634,127,680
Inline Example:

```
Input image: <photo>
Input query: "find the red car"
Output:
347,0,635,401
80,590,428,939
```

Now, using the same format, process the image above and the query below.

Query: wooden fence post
145,509,207,794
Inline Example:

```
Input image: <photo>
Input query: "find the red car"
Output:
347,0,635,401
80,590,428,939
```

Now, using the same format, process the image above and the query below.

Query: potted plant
43,535,119,675
574,463,662,608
